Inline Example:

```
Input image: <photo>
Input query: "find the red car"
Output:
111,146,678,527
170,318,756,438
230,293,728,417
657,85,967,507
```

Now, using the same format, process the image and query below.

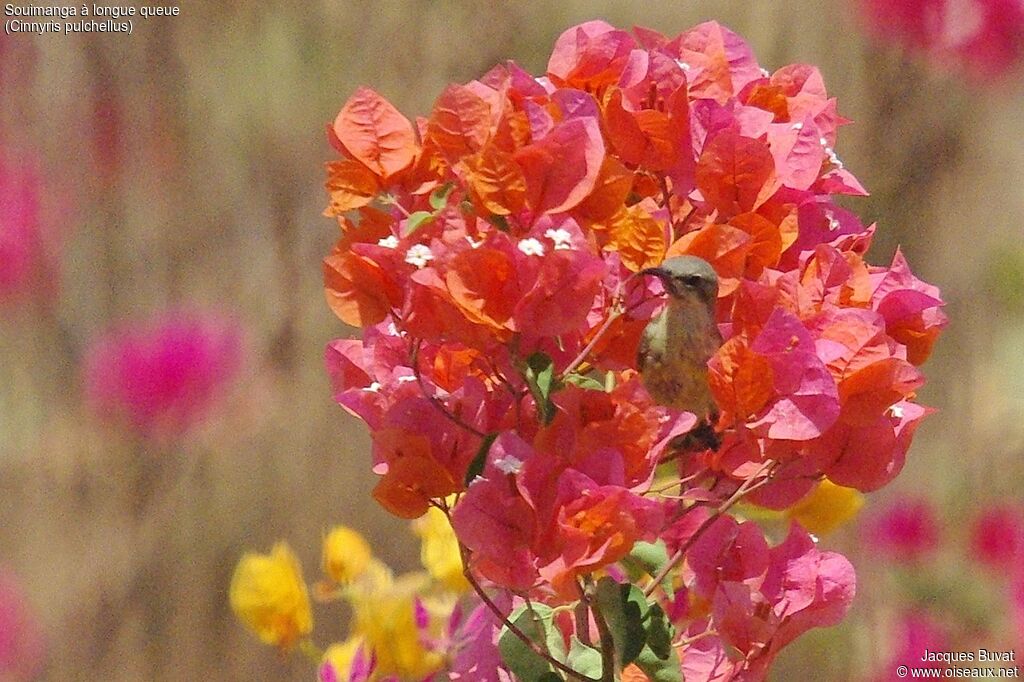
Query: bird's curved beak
638,266,670,281
639,266,676,297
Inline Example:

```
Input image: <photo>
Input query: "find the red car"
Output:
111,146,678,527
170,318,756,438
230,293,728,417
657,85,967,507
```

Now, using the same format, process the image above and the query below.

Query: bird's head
640,256,719,307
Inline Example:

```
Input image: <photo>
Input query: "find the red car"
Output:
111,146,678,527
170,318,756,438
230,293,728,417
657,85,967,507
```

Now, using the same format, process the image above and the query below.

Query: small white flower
819,136,829,147
760,67,771,78
363,381,382,393
888,404,905,419
676,59,691,70
396,375,417,384
377,235,399,249
826,148,844,170
494,455,524,475
405,244,434,268
518,238,546,257
544,228,573,250
791,121,804,131
809,533,820,545
825,211,841,232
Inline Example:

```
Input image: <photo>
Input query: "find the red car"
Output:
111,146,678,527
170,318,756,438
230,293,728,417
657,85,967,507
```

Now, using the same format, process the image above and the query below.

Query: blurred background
2,0,1023,679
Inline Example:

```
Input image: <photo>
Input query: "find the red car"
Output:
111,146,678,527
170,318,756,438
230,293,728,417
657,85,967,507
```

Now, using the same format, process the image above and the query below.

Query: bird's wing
636,327,650,371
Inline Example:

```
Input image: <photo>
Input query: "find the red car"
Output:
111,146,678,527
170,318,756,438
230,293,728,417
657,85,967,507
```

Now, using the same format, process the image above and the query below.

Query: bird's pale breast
638,295,722,416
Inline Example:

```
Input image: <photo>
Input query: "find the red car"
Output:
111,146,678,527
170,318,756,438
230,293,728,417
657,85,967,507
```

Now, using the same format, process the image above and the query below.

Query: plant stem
524,597,556,660
457,543,598,682
643,460,777,598
562,309,622,379
584,580,617,682
645,471,705,496
658,173,676,232
410,340,488,438
674,626,718,648
574,597,593,647
560,269,651,380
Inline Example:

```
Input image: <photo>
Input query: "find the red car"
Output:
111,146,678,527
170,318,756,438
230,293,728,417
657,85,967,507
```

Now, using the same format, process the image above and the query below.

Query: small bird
637,256,723,448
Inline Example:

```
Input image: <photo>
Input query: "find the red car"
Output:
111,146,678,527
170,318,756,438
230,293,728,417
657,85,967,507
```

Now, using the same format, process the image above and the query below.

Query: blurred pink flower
1011,572,1024,644
872,611,951,681
862,497,940,562
970,504,1024,569
858,0,1024,80
0,154,56,305
448,597,513,682
0,568,45,681
83,309,243,436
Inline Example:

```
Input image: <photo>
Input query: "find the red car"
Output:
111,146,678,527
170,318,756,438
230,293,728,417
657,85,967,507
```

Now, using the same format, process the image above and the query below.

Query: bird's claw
663,420,721,460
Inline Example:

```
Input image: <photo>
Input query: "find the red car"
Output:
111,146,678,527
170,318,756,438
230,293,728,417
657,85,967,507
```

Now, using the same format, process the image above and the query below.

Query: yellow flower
323,525,373,584
350,573,445,679
411,505,469,593
321,637,364,681
229,541,313,649
788,479,865,536
356,557,395,592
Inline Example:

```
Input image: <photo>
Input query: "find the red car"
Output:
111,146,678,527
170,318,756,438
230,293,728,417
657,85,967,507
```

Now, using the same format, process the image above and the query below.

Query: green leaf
404,210,434,235
595,577,648,666
634,643,682,682
624,583,652,620
537,674,564,682
645,603,674,661
498,604,567,682
566,636,603,678
628,541,670,574
429,182,454,210
488,214,511,232
563,373,605,391
621,540,672,592
464,432,498,486
523,352,560,425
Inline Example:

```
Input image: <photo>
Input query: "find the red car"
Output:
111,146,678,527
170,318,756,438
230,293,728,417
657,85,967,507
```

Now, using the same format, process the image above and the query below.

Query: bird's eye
680,275,702,287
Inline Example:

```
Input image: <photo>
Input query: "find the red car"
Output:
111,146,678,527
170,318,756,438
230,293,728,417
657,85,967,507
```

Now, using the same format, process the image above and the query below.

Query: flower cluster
83,308,243,438
862,495,940,562
311,19,946,681
0,567,46,682
229,513,467,682
0,152,60,306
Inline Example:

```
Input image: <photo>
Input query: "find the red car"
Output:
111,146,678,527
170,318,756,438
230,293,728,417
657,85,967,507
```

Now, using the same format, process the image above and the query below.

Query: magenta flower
1010,572,1024,643
447,601,513,682
862,496,940,563
83,309,243,436
872,611,951,681
970,504,1024,569
0,568,45,681
858,0,1024,81
0,154,54,304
